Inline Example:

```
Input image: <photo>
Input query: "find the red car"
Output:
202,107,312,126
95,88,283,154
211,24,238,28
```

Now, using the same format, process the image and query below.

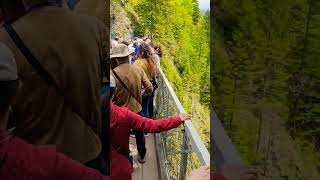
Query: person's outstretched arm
127,108,189,133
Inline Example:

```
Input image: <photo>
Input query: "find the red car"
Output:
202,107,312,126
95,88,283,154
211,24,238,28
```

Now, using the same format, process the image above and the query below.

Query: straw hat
110,73,116,88
110,43,134,58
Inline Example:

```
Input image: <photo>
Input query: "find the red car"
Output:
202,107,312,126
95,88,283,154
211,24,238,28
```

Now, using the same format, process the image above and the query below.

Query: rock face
110,0,132,41
74,0,133,41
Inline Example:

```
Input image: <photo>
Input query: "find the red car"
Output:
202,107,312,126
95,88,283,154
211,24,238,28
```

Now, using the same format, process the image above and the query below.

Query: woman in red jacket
0,128,109,180
109,74,190,180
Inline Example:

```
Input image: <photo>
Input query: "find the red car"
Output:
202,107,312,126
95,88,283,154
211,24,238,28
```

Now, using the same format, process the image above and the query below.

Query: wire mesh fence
154,70,208,180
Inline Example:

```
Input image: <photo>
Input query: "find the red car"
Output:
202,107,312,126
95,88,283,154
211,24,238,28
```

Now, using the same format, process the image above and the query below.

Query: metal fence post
211,105,242,172
179,133,188,180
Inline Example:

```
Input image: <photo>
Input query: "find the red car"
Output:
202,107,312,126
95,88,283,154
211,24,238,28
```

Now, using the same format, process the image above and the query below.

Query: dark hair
132,38,138,46
154,45,162,58
138,43,156,75
138,43,153,59
0,80,18,113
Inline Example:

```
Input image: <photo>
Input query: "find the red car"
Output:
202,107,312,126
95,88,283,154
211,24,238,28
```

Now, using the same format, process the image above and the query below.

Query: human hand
222,163,258,180
187,165,210,180
179,113,191,122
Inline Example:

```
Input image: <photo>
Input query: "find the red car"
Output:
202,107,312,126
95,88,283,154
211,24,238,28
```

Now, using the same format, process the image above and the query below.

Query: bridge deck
130,133,160,180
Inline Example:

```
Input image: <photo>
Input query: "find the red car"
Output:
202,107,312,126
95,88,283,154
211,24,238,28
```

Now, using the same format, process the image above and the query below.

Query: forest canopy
212,0,320,179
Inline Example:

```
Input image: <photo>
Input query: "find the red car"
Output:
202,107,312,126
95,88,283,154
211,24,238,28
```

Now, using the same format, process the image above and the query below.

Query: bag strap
111,69,142,106
4,24,88,129
5,24,63,95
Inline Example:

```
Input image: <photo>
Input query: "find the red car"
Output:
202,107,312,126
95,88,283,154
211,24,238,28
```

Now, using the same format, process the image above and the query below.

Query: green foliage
110,0,133,39
213,0,320,179
126,0,210,112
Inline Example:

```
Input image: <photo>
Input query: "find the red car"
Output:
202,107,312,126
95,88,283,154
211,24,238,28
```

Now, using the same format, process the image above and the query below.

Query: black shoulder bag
151,78,158,90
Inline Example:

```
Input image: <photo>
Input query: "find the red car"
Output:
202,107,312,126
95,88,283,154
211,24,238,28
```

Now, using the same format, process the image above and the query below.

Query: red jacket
0,129,109,180
110,103,183,180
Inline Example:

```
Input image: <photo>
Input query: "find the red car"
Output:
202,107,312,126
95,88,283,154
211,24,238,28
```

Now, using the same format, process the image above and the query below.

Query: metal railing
211,105,243,172
154,69,210,180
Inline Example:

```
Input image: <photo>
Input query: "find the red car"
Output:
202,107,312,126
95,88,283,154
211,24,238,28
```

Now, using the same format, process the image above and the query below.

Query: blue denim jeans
100,85,109,175
142,92,152,118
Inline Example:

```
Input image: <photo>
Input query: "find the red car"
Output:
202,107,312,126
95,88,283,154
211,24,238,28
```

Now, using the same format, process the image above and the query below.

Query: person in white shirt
152,45,162,72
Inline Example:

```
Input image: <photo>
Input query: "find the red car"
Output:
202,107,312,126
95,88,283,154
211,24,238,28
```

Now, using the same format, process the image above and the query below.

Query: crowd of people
109,35,192,179
0,0,259,180
108,37,258,180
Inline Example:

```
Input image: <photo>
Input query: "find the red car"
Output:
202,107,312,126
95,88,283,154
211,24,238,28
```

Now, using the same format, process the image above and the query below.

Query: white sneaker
130,134,136,138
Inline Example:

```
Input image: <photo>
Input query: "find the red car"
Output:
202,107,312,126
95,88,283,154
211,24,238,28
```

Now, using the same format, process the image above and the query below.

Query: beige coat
112,64,153,113
0,6,108,163
134,58,156,80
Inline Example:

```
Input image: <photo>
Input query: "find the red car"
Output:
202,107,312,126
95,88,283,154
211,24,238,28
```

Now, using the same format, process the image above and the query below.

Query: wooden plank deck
130,133,160,180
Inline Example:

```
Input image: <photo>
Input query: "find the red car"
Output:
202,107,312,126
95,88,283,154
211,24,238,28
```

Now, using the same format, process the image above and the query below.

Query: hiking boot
138,155,146,163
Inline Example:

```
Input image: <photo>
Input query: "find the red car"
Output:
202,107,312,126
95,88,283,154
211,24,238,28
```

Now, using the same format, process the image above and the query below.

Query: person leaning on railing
109,74,190,180
152,44,162,74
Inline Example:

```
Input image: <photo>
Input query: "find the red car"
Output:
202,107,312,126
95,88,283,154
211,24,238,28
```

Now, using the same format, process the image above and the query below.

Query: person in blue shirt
129,37,140,64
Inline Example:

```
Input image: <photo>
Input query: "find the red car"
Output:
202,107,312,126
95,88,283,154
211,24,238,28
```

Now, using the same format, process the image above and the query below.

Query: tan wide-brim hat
110,43,134,58
110,73,116,88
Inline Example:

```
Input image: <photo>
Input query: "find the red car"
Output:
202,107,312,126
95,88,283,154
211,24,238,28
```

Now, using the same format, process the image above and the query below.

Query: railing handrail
211,105,243,172
158,69,210,165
